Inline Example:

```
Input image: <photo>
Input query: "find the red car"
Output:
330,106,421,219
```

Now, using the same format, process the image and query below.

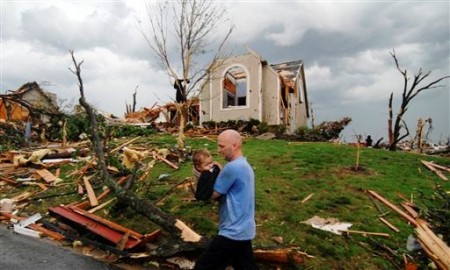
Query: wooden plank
152,151,179,170
421,160,448,181
83,176,98,207
0,176,18,186
427,161,450,173
34,169,61,183
401,202,419,219
88,198,116,214
367,190,419,227
379,217,400,232
339,229,390,237
301,193,314,204
415,222,450,269
74,176,128,209
110,136,142,154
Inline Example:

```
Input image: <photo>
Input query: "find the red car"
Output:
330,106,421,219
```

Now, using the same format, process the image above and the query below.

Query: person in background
365,135,373,147
194,129,259,270
192,149,221,201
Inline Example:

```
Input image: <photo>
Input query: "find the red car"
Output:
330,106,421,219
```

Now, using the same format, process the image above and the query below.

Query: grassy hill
4,134,450,269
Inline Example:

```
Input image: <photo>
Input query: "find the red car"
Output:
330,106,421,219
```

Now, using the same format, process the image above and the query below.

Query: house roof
4,81,59,113
270,60,303,87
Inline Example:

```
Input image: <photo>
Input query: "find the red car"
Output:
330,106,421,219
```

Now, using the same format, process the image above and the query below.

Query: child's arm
195,166,220,201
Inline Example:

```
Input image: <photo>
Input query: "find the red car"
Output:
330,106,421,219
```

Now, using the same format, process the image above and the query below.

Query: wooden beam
415,221,450,269
152,151,179,170
379,217,400,232
367,190,419,227
83,176,98,207
301,193,314,204
421,160,448,181
339,229,390,238
34,169,61,183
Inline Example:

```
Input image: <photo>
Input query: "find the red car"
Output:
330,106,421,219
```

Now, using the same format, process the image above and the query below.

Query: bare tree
387,50,449,151
140,0,233,148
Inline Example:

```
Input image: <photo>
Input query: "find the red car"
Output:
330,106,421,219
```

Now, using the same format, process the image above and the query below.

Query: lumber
367,190,419,227
301,193,314,204
110,136,142,153
427,162,450,173
415,222,450,269
378,217,400,232
88,198,116,213
0,176,18,185
401,202,419,219
74,175,128,209
83,176,99,207
421,160,448,181
174,219,202,242
339,229,390,237
153,151,179,170
34,169,61,183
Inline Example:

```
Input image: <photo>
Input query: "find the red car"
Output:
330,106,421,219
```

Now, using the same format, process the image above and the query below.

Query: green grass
2,134,449,269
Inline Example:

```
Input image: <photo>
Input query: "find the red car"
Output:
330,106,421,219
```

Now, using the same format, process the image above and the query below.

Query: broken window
222,66,247,109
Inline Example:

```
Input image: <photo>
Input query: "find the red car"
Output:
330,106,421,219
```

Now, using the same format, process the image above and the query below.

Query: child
192,149,221,201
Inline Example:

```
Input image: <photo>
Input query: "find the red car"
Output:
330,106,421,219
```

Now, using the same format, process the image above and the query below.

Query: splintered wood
421,160,449,181
368,190,450,270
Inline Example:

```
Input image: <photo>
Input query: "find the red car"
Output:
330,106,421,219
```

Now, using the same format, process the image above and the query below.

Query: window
222,66,247,108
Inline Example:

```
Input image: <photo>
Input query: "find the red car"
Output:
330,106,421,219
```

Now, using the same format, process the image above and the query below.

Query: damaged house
0,82,59,122
199,50,309,133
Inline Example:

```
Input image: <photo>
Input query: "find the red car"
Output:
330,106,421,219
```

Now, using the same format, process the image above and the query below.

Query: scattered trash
406,234,421,251
301,216,352,235
0,198,16,212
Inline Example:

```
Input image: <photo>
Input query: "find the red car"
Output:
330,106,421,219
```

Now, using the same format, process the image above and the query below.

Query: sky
1,0,449,143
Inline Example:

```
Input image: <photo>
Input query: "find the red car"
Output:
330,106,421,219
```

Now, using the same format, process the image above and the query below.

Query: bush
107,125,156,138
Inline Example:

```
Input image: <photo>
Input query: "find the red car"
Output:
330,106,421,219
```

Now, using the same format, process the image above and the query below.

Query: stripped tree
139,0,233,148
387,50,449,151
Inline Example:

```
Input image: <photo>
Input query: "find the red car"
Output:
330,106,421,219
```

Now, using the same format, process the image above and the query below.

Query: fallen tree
69,50,207,256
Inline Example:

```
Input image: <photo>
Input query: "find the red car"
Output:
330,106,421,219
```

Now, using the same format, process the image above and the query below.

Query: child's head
192,149,214,172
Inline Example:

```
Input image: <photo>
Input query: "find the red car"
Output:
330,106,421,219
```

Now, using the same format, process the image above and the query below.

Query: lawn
1,133,449,269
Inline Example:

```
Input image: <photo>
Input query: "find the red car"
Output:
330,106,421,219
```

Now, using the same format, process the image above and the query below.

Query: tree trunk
69,51,207,256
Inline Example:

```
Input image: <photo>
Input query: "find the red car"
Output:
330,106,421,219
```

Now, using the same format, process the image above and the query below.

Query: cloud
1,0,448,143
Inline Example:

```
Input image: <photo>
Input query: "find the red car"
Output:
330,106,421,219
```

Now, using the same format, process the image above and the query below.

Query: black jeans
194,235,259,270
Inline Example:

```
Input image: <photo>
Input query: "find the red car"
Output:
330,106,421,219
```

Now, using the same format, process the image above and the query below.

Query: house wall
200,54,261,123
21,91,55,112
261,65,280,126
199,53,309,129
294,69,309,128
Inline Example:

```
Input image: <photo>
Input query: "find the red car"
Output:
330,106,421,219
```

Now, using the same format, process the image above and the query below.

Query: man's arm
210,191,221,200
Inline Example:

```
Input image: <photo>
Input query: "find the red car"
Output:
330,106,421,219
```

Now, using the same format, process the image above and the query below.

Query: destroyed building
0,81,59,123
199,49,309,133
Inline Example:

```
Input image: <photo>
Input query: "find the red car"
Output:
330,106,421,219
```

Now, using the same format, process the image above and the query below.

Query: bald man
194,129,259,270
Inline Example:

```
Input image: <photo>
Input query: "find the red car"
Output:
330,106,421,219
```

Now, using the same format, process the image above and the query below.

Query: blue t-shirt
214,156,256,240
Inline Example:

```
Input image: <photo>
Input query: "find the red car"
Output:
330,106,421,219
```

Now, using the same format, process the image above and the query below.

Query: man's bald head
219,129,242,146
217,129,243,161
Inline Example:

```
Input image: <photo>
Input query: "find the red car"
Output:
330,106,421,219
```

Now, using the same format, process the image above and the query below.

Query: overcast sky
1,0,449,143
